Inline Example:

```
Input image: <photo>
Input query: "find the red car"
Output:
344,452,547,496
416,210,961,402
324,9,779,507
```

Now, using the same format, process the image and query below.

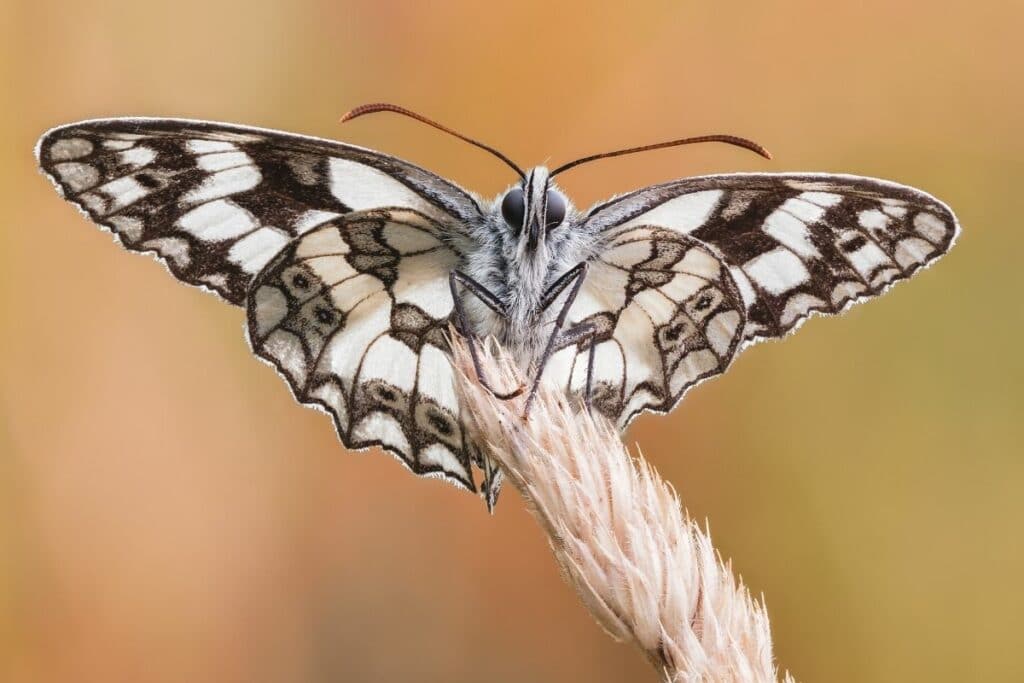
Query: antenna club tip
339,103,397,124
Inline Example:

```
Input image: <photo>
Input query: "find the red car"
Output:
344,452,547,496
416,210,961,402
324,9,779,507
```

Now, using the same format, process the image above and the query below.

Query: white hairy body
459,177,600,367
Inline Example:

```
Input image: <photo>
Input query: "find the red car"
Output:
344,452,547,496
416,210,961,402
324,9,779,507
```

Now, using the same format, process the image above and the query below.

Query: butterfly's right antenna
550,134,772,177
340,103,527,180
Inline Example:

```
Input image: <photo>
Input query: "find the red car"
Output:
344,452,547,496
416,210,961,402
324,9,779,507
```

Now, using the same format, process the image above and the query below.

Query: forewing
247,208,483,493
586,173,959,340
36,117,482,304
541,229,746,429
577,173,959,426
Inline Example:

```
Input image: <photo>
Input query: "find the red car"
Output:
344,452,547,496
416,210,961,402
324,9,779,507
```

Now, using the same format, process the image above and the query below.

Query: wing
540,230,747,429
556,173,959,428
36,117,482,304
247,208,491,498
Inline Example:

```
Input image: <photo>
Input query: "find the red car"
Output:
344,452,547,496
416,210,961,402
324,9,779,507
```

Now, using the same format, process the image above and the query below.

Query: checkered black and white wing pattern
36,118,482,304
247,208,484,493
578,172,959,426
540,229,747,430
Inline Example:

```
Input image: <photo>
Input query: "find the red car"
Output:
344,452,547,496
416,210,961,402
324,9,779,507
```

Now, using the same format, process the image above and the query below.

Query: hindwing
247,208,485,493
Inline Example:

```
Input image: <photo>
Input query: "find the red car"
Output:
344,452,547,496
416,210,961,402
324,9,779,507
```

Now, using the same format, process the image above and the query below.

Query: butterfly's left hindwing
572,173,959,427
247,208,482,492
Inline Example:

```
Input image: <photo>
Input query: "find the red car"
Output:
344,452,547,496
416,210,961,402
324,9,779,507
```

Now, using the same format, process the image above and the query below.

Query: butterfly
36,104,960,509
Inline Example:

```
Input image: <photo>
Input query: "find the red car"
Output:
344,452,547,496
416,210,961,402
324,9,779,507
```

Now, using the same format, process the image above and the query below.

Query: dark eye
545,190,566,230
501,188,525,230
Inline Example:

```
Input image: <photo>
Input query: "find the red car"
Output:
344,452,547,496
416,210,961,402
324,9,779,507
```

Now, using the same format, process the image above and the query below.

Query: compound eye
501,188,526,230
545,190,566,230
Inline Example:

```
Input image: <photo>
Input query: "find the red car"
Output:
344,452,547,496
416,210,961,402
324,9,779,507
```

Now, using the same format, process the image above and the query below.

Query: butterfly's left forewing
559,173,959,428
36,118,482,304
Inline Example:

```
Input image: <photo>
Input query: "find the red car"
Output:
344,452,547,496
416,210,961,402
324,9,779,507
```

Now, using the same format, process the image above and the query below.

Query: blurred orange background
2,1,1022,681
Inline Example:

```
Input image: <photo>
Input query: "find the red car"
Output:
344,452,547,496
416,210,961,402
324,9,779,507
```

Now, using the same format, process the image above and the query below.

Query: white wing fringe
451,334,796,683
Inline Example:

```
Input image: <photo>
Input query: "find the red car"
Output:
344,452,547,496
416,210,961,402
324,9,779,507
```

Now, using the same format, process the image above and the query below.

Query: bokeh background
2,1,1022,681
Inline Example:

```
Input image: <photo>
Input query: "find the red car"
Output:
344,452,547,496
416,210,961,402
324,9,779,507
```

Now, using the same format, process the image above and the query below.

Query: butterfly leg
448,270,525,400
553,322,599,411
523,262,589,415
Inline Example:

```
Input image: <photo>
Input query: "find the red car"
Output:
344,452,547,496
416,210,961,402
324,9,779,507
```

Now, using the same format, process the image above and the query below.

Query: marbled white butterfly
36,104,960,508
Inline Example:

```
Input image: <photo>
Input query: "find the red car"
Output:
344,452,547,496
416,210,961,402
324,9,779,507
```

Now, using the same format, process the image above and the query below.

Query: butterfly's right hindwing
247,208,481,492
541,229,746,428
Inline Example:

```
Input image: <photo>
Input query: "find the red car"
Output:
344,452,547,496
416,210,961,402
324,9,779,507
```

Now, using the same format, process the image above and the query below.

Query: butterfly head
500,166,570,255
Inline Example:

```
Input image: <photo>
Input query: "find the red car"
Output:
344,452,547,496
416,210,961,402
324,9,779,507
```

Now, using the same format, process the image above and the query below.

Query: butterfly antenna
550,134,772,177
341,103,526,180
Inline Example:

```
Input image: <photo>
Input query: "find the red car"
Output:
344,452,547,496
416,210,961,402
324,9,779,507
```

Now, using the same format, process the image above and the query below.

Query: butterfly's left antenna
340,103,526,180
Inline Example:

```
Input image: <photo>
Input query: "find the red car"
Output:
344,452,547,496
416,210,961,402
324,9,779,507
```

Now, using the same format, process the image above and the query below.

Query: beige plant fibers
450,335,795,683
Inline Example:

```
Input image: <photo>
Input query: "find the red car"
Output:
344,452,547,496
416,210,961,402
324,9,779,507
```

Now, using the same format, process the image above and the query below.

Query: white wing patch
49,137,94,160
118,146,157,168
328,158,450,225
53,162,100,192
743,248,811,295
763,199,822,258
182,164,262,205
177,199,257,240
227,228,290,273
613,189,722,234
